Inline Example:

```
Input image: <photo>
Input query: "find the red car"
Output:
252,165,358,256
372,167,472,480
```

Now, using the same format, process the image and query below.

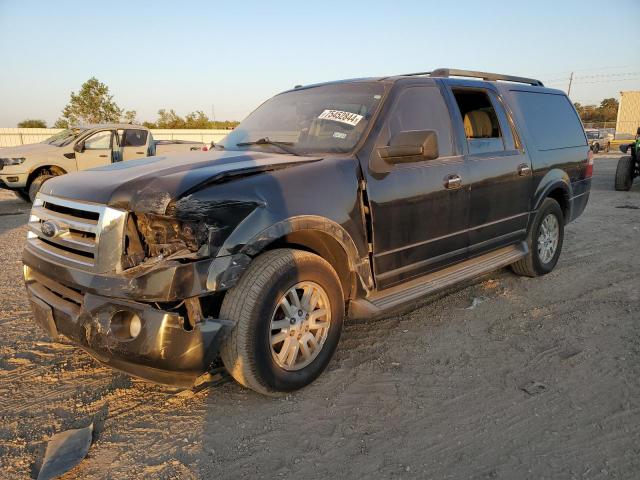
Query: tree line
573,98,619,124
17,77,239,130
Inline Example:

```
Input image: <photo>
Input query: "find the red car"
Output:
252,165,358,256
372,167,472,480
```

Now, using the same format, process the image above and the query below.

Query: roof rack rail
429,68,544,87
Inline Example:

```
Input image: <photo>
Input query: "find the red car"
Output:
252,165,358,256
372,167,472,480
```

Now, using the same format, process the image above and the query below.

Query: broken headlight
126,197,260,269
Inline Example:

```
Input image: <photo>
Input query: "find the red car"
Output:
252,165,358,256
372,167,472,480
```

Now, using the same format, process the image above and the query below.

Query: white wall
0,128,230,148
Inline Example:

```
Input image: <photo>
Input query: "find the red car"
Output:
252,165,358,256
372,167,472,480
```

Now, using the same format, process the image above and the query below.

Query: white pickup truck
0,124,206,201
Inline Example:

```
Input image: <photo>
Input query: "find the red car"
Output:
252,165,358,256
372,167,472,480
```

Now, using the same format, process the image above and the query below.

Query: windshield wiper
236,137,299,156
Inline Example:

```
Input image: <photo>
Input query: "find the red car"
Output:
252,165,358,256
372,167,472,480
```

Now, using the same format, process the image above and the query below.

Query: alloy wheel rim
269,281,331,371
537,213,559,264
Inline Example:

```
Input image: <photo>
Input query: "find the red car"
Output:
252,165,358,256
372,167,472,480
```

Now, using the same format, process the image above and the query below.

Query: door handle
518,163,531,176
136,151,144,154
98,155,108,158
444,174,462,189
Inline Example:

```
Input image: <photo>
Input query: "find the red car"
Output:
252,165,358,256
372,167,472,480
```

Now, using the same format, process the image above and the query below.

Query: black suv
24,68,592,395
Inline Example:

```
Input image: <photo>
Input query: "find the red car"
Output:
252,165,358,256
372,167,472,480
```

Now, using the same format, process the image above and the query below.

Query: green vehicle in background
615,127,640,191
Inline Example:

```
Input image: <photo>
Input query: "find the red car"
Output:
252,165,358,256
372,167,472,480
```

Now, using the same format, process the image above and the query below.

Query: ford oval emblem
41,220,61,238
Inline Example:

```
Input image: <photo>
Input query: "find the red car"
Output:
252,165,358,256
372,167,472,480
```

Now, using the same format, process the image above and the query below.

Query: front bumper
24,263,230,387
0,172,28,189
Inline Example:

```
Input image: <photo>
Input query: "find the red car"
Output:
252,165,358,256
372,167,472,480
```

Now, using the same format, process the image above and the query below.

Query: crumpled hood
0,142,61,158
40,150,321,213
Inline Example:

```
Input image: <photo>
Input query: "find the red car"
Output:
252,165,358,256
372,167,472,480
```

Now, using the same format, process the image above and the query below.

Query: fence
0,128,231,148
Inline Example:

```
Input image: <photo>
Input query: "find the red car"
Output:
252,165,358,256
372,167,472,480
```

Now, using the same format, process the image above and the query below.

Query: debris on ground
519,381,547,396
37,423,93,480
466,296,488,309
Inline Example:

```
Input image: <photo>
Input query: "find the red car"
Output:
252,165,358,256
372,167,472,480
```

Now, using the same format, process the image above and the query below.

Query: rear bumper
24,264,230,387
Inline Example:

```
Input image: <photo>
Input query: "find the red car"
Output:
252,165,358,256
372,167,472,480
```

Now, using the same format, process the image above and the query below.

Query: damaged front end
23,190,261,386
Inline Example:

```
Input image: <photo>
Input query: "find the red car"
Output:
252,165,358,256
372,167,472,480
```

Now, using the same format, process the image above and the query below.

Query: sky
0,0,639,127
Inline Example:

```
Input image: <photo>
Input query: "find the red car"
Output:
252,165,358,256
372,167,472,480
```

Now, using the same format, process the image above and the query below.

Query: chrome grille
26,193,128,273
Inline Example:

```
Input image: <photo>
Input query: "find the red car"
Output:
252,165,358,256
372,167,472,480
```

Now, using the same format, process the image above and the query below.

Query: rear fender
531,169,572,226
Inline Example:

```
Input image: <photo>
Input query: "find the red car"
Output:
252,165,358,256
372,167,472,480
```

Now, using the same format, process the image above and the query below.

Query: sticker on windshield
333,132,347,139
318,109,363,127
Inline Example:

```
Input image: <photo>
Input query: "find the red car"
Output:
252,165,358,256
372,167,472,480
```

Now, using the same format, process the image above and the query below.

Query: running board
349,242,528,319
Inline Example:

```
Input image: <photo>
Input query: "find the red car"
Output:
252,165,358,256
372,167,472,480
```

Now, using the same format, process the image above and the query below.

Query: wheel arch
207,215,373,301
27,165,67,186
532,170,572,225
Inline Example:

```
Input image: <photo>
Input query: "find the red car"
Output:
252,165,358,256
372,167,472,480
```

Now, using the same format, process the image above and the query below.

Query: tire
593,143,600,154
511,198,564,277
605,142,610,153
219,248,344,395
28,174,54,202
614,156,634,191
13,189,31,203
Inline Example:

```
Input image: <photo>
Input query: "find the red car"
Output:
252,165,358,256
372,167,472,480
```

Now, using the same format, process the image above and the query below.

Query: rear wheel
219,248,344,395
512,198,564,277
592,143,600,154
28,174,54,202
605,142,610,153
614,156,634,191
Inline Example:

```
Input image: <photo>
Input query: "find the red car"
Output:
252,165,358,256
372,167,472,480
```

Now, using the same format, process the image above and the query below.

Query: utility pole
567,72,574,96
211,104,216,123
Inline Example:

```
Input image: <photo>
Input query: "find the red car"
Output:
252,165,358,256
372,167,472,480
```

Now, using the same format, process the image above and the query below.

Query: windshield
43,128,86,147
219,83,385,155
586,131,599,139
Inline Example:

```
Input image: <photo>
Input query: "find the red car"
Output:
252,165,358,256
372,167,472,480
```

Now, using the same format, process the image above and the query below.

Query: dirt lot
1,155,638,479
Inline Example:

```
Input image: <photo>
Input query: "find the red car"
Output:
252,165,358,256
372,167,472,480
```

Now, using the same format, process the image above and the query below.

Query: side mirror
378,130,439,163
73,141,84,153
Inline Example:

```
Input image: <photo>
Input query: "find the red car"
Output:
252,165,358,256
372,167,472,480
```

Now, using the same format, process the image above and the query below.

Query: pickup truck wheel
28,174,54,202
219,248,344,395
605,142,610,153
614,156,634,191
592,143,600,154
511,198,564,277
13,189,30,203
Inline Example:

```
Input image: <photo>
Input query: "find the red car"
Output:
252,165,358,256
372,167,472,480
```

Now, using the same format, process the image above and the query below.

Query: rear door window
123,129,148,147
512,92,586,151
451,89,505,155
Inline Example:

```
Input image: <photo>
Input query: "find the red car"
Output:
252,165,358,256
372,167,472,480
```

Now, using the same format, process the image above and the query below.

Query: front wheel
220,248,344,395
512,198,564,277
615,156,634,191
13,189,31,203
592,143,600,154
28,174,54,202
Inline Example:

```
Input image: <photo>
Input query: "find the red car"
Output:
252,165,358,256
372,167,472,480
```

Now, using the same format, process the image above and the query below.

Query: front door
120,129,149,161
363,85,469,290
75,130,115,170
447,87,533,255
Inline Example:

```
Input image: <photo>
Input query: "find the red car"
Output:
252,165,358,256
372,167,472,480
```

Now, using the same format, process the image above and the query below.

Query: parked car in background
0,124,205,201
585,128,611,153
23,69,592,395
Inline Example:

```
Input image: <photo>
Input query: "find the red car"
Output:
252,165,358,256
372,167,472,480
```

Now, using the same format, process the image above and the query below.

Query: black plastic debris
37,423,93,480
519,381,547,396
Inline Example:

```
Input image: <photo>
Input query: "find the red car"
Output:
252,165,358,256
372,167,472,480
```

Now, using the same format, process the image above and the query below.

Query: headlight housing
0,157,26,166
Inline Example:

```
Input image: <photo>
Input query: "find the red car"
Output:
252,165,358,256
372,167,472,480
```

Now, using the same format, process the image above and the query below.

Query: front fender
206,213,372,293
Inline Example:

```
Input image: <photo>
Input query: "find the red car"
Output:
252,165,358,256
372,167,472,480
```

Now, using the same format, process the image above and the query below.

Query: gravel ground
0,155,638,479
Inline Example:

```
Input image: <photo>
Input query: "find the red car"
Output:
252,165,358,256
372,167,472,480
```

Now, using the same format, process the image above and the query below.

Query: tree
184,110,211,129
155,109,186,129
122,110,138,124
54,118,70,129
57,77,123,126
18,119,47,128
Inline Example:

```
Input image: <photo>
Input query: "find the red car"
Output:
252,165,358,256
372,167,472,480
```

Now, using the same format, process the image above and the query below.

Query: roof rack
398,68,544,87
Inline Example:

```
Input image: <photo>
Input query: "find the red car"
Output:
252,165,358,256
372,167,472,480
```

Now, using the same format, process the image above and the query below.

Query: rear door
362,84,469,289
121,129,149,161
75,130,116,170
446,85,532,255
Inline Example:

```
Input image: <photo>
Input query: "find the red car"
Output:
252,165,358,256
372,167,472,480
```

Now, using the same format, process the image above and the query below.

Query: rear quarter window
513,91,586,151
